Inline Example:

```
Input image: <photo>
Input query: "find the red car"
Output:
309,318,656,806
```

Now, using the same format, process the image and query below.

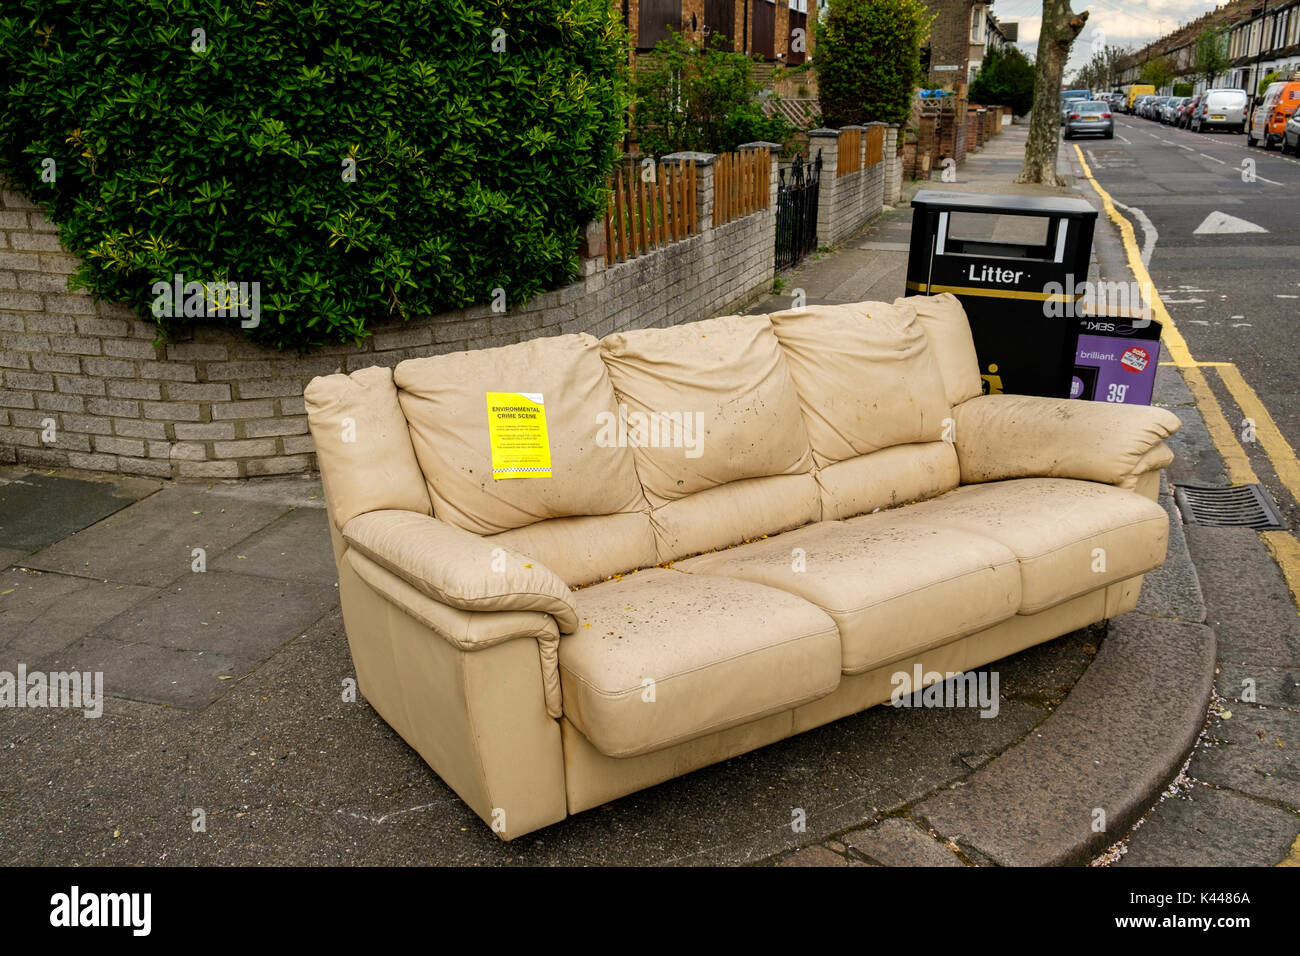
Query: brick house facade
623,0,812,62
922,0,1013,88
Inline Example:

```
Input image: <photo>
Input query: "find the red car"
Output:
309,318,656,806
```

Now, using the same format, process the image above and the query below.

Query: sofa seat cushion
676,520,1021,674
559,568,840,758
851,478,1169,614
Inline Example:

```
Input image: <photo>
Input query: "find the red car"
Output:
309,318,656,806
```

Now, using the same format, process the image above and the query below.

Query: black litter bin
905,191,1098,398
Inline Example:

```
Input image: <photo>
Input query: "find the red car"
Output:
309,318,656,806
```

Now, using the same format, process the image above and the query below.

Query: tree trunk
1016,1,1089,186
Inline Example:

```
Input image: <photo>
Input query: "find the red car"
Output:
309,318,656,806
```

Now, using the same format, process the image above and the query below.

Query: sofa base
342,520,1143,840
561,576,1143,816
335,522,568,842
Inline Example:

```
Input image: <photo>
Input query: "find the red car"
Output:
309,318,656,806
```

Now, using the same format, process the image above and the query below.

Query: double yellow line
1073,145,1300,612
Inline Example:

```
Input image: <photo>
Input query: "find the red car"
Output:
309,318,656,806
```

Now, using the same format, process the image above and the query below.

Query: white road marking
1116,134,1131,144
1199,153,1226,164
1277,294,1300,299
1231,323,1253,328
1163,298,1207,304
1193,211,1269,234
1112,197,1158,266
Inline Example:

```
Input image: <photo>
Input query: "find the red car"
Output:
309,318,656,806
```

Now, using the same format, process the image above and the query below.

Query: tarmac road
1073,113,1300,530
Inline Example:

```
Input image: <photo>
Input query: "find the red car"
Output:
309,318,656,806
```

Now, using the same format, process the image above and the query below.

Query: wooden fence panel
837,128,863,177
712,148,770,227
604,158,700,265
864,125,884,167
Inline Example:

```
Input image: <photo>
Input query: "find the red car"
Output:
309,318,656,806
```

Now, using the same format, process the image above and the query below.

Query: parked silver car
1283,110,1300,153
1060,90,1091,126
1191,88,1249,133
1063,100,1114,139
1162,97,1190,124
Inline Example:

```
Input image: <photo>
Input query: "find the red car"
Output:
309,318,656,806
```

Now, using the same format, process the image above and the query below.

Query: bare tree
1016,0,1089,186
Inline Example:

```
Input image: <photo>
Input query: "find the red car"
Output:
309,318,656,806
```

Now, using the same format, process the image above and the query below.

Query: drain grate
1174,484,1287,530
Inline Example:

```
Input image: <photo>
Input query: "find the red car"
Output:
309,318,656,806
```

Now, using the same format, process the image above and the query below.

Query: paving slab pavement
0,472,140,551
841,817,966,867
21,486,293,587
1116,783,1300,867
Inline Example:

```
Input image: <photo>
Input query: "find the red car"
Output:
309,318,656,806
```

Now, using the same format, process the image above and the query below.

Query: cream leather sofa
304,294,1181,841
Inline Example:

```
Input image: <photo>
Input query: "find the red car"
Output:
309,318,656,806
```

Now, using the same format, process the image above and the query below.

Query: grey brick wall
1,164,796,479
810,125,892,248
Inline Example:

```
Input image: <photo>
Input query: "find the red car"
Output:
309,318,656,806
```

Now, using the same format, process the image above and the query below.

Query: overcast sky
996,1,1228,73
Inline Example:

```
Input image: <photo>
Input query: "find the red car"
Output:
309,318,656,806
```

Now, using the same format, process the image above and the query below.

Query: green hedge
631,30,795,157
815,0,932,128
969,46,1035,117
0,0,629,350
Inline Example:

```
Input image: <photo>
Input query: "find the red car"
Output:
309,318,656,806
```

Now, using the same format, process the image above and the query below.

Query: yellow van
1126,85,1155,113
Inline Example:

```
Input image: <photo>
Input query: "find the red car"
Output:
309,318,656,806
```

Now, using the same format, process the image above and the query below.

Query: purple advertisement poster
1071,318,1162,406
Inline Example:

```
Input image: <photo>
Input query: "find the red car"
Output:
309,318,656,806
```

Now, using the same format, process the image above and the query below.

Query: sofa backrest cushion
393,334,651,541
650,472,822,563
304,366,432,529
599,314,815,508
816,441,960,520
767,302,953,468
487,513,659,589
894,293,984,407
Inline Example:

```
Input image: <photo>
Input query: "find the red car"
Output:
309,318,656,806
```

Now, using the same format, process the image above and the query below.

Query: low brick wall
905,96,996,181
0,156,783,479
882,127,902,206
808,124,890,247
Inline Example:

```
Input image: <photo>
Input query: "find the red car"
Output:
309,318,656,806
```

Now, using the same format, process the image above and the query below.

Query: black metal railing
774,149,821,271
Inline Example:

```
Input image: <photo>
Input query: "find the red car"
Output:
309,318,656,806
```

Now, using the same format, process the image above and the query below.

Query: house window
787,0,808,64
704,0,736,50
753,0,776,60
637,0,682,52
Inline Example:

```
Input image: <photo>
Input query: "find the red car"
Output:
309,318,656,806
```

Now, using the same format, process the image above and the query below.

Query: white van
1191,88,1249,134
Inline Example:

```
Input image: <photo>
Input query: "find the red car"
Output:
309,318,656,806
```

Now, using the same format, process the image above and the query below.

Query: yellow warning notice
486,392,551,479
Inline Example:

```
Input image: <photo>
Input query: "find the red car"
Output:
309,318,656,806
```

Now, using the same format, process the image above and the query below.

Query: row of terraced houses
624,0,1015,87
1118,0,1300,95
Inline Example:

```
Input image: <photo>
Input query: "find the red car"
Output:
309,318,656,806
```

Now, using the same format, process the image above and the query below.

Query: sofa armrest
345,548,564,718
342,510,579,634
953,394,1181,490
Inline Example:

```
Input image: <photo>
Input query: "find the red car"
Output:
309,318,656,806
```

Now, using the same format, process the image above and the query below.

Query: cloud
1007,2,1226,73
